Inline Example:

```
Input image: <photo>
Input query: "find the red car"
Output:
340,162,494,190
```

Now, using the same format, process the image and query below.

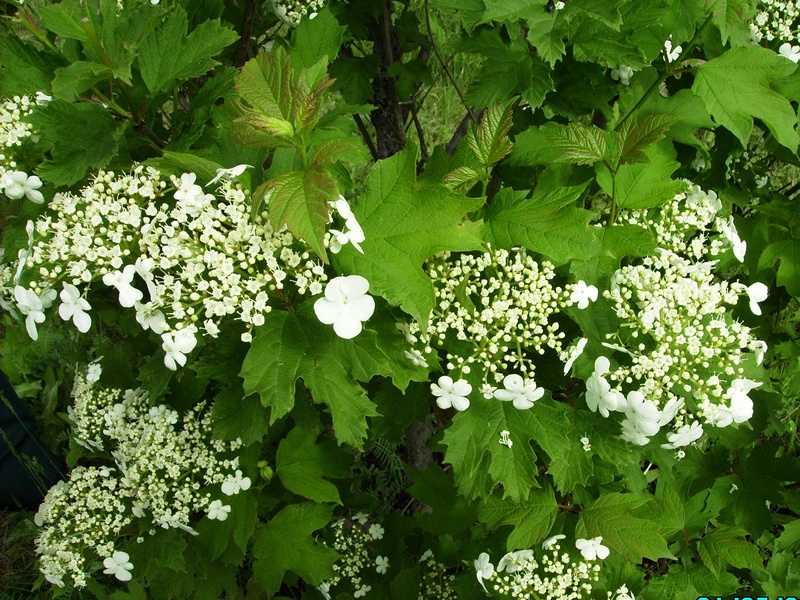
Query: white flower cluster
593,186,767,448
475,535,611,600
750,0,800,42
417,549,457,600
0,93,50,203
35,368,246,588
3,167,351,367
273,0,324,25
318,514,388,599
401,247,595,411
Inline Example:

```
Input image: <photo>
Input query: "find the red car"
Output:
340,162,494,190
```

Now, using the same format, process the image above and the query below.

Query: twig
423,0,477,124
353,114,379,161
446,108,484,155
409,106,429,172
234,0,258,67
137,122,167,149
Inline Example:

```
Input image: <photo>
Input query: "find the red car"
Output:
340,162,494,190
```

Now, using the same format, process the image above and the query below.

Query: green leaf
468,101,514,167
692,45,798,151
276,426,349,504
333,145,484,326
290,9,345,70
596,139,687,209
525,12,567,67
408,464,478,534
571,224,657,284
236,48,299,124
486,174,600,264
698,526,763,578
258,166,336,261
211,387,271,445
617,114,678,165
28,99,122,186
51,62,114,102
146,151,224,182
251,503,339,596
576,492,675,562
760,238,800,297
137,7,238,95
0,38,56,96
232,112,296,150
37,1,90,41
240,310,380,449
709,0,754,44
477,485,559,551
542,123,607,165
442,399,542,501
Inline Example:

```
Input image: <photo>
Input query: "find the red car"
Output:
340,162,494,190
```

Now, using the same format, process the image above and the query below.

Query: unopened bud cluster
319,514,388,599
418,549,457,600
35,368,245,588
404,247,580,386
593,185,767,447
750,0,800,42
2,167,346,367
273,0,325,25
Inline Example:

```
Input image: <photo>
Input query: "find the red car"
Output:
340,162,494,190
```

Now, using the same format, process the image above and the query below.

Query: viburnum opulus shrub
1,0,800,598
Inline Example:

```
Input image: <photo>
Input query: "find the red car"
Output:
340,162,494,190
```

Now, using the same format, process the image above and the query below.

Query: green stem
17,10,59,53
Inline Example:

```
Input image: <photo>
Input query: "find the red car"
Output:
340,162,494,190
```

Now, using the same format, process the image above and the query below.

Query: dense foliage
2,0,800,598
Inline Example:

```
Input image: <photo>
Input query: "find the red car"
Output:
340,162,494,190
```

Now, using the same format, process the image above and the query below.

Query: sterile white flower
751,340,767,366
613,584,636,600
474,552,494,593
313,275,375,339
622,390,661,437
221,469,251,496
1,171,44,203
173,173,208,216
563,337,587,374
103,265,143,308
661,421,703,449
14,285,56,341
161,328,198,370
431,375,472,411
369,523,384,540
207,499,231,521
354,585,371,598
497,549,534,573
746,282,768,315
86,361,102,383
780,42,800,62
542,534,566,549
207,164,253,185
726,378,761,422
493,373,544,409
103,551,134,582
610,65,633,85
404,349,428,367
570,280,598,309
718,217,747,262
375,555,389,574
664,38,682,62
575,536,609,560
585,357,624,417
58,282,92,333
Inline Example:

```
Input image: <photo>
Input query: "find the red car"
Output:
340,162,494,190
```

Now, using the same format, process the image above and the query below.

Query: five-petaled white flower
221,469,252,496
103,550,134,582
542,534,566,550
431,375,472,411
661,421,703,449
369,523,385,540
664,38,682,62
59,283,92,333
161,328,198,370
375,555,389,574
1,171,44,203
207,164,253,185
746,282,768,315
103,265,143,308
314,275,375,339
570,280,598,309
563,337,588,375
404,349,429,368
575,536,610,560
780,42,800,63
493,374,544,409
474,552,494,593
207,499,231,521
497,549,534,573
14,285,56,341
585,357,624,417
